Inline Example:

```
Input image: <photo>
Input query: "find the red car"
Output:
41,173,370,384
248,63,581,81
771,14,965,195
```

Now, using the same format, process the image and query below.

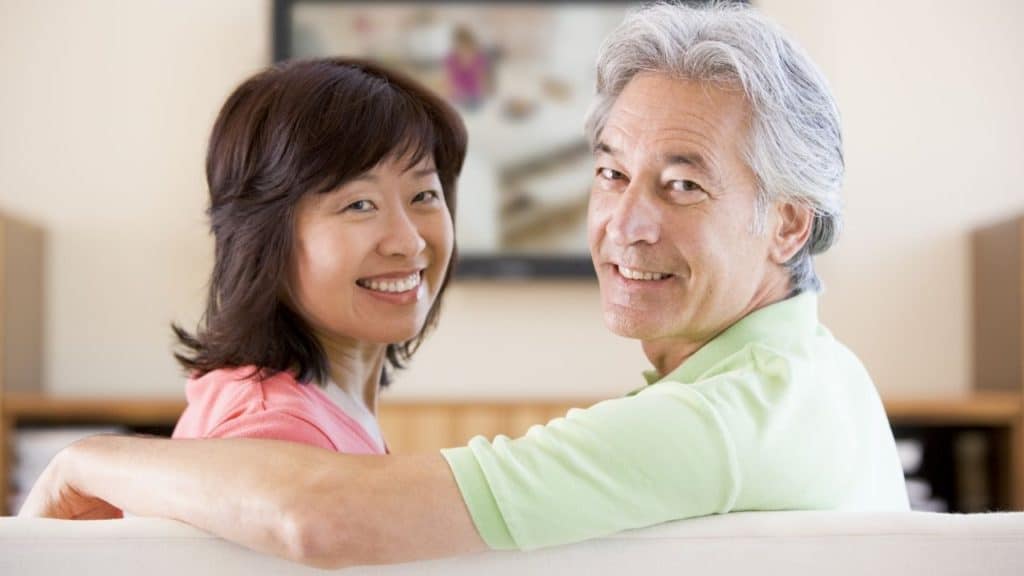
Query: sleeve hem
441,443,517,550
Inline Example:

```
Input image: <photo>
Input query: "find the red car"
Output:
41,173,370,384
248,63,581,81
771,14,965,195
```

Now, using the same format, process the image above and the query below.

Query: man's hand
19,440,123,520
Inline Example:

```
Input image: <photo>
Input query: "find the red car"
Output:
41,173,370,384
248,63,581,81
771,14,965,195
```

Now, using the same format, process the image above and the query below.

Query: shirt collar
641,291,820,387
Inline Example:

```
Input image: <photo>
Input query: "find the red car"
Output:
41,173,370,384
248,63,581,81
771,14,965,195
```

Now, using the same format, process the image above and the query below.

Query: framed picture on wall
272,1,725,278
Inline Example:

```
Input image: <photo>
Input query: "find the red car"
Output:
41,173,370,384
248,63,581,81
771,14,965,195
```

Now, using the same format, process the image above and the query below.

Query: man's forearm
59,435,337,563
39,435,485,568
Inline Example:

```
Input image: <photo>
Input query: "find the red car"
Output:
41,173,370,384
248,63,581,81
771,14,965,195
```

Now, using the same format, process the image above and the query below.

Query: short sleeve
441,383,740,550
206,406,337,451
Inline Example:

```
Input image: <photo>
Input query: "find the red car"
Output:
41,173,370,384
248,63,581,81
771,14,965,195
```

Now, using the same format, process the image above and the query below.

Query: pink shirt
172,366,385,454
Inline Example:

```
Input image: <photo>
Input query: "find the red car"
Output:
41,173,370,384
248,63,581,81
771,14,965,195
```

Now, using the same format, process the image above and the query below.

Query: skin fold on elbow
279,498,402,569
276,491,362,569
272,460,392,569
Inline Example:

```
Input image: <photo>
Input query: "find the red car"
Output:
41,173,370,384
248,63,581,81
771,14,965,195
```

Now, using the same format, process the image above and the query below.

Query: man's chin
602,308,660,340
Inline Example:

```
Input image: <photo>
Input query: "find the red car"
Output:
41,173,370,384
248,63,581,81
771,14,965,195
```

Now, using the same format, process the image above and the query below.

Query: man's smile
616,264,674,281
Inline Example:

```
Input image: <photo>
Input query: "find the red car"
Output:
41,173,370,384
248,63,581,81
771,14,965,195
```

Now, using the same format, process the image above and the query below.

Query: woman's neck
313,329,386,416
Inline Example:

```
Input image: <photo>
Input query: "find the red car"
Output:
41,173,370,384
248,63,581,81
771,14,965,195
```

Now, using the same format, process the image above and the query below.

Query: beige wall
0,0,271,396
1,0,1022,400
762,0,1024,396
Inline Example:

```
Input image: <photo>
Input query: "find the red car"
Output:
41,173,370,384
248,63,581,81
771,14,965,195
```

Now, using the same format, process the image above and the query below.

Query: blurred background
0,0,1022,515
288,2,620,259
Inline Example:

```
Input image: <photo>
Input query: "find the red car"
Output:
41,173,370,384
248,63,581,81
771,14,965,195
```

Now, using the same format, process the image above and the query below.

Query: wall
0,0,269,396
761,0,1024,396
0,0,1022,400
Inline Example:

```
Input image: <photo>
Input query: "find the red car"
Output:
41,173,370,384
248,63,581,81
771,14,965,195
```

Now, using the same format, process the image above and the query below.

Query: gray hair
585,1,843,294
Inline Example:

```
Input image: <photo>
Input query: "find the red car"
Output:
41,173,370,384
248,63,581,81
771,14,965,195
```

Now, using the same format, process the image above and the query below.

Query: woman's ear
769,201,814,265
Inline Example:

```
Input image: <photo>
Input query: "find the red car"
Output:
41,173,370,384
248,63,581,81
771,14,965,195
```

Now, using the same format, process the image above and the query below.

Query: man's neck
642,338,706,380
642,279,792,378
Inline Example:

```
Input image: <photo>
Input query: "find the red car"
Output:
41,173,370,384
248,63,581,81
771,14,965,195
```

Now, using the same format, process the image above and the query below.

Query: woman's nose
379,208,427,257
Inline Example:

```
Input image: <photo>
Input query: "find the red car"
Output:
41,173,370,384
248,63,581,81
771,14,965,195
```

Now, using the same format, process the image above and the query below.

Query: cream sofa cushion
2,511,1023,575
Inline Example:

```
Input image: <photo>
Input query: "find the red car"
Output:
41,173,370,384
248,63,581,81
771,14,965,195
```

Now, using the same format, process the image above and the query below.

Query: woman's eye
344,199,377,213
412,190,440,204
597,167,626,181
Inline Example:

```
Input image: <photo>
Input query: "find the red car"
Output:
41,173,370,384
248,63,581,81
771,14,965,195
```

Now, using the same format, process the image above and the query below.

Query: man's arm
18,435,487,569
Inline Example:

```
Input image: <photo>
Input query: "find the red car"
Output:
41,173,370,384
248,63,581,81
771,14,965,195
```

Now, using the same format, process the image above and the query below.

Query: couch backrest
2,511,1024,575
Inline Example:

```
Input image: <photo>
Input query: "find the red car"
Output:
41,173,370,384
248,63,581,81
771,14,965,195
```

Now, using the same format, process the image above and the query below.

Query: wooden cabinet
886,393,1022,510
0,215,44,397
971,215,1024,509
1,393,1022,515
0,214,46,515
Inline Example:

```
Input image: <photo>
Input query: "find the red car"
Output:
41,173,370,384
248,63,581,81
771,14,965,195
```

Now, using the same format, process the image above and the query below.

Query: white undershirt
321,378,386,452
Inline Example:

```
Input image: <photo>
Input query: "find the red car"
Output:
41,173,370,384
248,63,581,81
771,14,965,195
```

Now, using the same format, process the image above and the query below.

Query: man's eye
597,167,626,181
344,199,377,212
413,190,440,204
670,179,703,192
668,180,709,205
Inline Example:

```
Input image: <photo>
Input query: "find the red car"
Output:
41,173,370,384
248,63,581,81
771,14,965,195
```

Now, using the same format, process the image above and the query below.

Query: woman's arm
18,435,487,569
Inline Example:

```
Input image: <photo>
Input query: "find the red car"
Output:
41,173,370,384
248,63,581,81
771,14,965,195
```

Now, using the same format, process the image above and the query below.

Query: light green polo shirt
441,293,909,550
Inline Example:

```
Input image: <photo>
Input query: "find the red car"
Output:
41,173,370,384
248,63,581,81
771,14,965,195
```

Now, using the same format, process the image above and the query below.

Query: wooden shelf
2,392,1021,431
2,393,185,425
884,392,1022,426
3,391,1020,426
2,393,1020,448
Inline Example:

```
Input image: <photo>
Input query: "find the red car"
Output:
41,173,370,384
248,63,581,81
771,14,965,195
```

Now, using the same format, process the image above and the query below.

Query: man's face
588,72,783,354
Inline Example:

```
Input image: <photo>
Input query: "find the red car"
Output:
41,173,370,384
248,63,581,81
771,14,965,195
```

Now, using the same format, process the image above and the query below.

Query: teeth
359,272,421,293
618,266,669,281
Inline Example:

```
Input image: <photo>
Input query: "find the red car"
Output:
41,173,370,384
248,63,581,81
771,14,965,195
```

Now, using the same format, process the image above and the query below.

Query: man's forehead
594,138,711,173
597,74,750,166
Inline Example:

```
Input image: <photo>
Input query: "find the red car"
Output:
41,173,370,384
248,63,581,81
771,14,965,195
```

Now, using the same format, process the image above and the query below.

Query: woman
171,57,466,453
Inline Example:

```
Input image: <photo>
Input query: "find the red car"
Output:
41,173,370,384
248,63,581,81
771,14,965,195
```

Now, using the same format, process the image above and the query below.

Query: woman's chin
362,325,424,346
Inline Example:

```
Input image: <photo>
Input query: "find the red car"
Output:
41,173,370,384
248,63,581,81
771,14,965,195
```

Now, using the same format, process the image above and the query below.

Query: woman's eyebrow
409,167,438,177
347,166,437,184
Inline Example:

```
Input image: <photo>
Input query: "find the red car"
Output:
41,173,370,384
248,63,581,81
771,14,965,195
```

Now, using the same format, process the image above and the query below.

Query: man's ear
769,201,813,265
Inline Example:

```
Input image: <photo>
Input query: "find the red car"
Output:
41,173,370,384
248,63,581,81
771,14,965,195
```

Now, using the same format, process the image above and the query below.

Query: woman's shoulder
184,366,305,409
175,367,321,438
174,367,384,454
174,367,343,450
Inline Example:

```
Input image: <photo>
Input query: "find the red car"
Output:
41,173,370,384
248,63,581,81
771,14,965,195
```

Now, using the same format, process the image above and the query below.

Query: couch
2,511,1023,575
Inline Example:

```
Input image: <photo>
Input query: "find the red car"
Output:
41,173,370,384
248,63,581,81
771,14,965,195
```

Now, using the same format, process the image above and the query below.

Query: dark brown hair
173,57,467,386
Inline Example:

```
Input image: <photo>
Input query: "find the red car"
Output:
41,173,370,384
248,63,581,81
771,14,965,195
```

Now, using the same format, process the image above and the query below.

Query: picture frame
272,1,724,278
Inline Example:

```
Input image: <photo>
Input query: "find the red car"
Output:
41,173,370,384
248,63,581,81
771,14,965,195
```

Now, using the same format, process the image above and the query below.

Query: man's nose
605,184,661,246
379,207,427,257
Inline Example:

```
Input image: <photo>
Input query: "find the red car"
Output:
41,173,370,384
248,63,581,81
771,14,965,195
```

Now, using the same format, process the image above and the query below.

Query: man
20,2,909,569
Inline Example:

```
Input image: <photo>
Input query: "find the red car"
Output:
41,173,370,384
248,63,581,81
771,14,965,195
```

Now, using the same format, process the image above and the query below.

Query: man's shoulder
644,332,876,421
696,323,870,386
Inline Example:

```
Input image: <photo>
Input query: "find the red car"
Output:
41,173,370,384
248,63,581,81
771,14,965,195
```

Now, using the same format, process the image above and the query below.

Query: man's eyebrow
663,152,710,173
596,141,711,173
593,141,619,156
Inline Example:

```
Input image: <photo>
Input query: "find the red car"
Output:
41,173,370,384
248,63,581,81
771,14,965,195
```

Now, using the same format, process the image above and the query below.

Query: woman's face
289,154,454,345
